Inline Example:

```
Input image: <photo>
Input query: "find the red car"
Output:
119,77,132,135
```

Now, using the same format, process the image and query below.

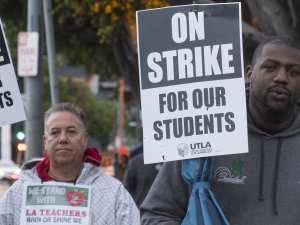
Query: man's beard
253,87,296,122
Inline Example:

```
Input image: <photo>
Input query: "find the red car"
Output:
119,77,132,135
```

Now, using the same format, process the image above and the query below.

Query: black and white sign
0,24,10,67
137,3,248,164
0,19,26,127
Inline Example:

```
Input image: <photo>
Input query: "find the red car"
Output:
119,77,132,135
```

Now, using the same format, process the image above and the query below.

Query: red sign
18,32,39,76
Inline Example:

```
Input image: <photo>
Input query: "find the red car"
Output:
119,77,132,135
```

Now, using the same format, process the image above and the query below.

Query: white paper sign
20,182,91,225
137,3,248,164
18,32,39,76
0,19,26,127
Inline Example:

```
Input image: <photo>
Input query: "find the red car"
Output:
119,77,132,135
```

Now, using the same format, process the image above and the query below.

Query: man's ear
43,135,47,149
83,132,89,148
245,65,252,85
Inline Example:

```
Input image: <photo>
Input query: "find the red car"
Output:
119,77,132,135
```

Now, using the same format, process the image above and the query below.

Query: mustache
267,85,291,96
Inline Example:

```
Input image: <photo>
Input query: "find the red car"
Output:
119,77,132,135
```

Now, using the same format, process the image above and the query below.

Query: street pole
25,0,44,161
0,125,11,160
119,77,125,146
43,0,59,106
136,103,140,143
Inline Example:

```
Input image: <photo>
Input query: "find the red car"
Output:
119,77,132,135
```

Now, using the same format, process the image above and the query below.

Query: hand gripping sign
137,3,248,164
20,182,92,225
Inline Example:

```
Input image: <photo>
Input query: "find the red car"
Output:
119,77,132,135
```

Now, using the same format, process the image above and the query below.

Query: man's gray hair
44,103,87,132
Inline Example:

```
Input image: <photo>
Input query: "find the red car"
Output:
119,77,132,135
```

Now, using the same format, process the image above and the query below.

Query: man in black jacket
141,37,300,224
123,153,162,208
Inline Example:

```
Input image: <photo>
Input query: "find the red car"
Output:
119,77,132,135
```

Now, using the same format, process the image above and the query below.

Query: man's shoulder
21,158,43,170
81,163,123,187
93,170,123,188
88,168,129,204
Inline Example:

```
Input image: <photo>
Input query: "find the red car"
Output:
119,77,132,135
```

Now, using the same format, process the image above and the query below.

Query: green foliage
53,0,169,42
55,32,119,77
0,0,169,79
52,0,169,76
43,76,118,147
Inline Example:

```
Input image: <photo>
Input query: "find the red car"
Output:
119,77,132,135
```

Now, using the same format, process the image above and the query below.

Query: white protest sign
20,182,91,225
0,19,26,127
18,32,39,76
137,3,248,164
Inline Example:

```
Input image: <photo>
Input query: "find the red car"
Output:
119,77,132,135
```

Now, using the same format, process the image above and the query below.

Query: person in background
123,153,163,209
114,146,131,182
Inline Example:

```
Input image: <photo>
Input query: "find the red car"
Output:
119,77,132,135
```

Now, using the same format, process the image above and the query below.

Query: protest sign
20,182,91,225
137,3,248,164
0,19,26,127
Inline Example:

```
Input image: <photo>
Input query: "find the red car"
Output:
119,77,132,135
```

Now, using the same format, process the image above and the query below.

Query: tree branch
59,25,100,44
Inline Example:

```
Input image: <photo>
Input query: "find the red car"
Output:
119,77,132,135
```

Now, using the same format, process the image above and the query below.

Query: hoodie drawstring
73,166,84,185
41,159,45,184
273,139,283,215
259,138,265,200
259,138,283,215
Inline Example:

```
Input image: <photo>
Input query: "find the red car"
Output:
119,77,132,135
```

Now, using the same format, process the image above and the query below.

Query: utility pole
136,102,140,143
119,77,125,145
43,0,59,105
25,0,44,161
1,125,11,160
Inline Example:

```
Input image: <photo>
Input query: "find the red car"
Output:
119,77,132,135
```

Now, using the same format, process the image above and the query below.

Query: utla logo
66,188,86,206
190,142,211,149
177,143,189,157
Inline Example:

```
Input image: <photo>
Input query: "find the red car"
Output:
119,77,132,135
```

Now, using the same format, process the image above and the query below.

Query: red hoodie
36,147,102,182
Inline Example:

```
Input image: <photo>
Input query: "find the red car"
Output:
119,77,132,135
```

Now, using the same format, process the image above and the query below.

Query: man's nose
274,67,288,84
59,132,68,143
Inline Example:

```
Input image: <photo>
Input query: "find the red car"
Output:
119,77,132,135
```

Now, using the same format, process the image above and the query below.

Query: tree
2,0,300,101
43,76,118,148
47,0,281,100
51,0,170,102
